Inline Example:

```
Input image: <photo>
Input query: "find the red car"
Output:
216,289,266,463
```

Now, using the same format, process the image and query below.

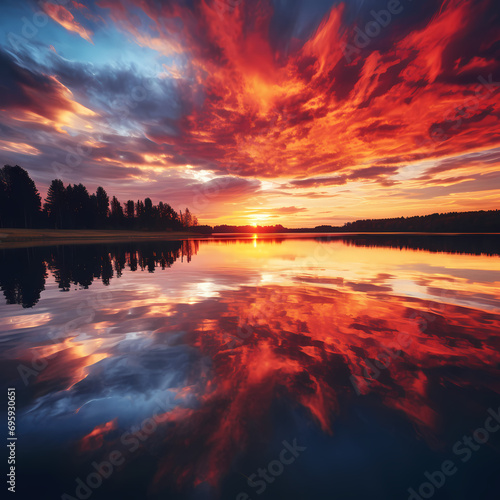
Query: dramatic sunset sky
0,0,499,227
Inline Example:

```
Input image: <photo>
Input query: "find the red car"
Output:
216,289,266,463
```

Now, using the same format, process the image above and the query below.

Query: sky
0,0,499,227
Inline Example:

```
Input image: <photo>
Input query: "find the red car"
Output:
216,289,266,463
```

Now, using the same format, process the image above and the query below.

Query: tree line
214,212,499,234
313,211,500,233
0,165,199,230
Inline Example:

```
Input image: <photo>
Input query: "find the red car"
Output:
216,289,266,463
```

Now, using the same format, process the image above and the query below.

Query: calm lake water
1,235,499,500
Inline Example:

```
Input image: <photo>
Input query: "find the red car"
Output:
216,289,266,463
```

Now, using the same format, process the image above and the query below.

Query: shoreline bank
0,229,207,248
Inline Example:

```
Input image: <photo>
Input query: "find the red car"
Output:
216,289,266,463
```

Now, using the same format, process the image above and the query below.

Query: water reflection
2,235,499,309
0,240,199,307
1,235,499,499
337,233,500,256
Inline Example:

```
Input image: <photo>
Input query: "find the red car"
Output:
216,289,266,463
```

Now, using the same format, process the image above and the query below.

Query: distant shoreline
1,228,499,249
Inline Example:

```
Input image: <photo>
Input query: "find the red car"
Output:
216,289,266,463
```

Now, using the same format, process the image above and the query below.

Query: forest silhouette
1,164,498,233
0,165,198,231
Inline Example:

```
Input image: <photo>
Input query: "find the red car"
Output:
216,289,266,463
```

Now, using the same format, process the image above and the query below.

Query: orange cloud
80,419,118,452
103,0,498,191
2,0,498,225
42,2,94,44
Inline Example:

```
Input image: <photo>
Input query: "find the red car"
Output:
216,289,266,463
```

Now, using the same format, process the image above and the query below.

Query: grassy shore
0,228,207,248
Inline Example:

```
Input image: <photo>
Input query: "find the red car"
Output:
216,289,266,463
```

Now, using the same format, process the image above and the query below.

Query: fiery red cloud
102,0,500,178
0,0,499,224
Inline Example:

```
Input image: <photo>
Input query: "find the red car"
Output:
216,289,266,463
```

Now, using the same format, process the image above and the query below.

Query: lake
1,234,499,500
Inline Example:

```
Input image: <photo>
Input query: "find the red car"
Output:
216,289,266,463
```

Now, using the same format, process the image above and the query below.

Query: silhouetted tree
0,165,200,231
135,200,145,222
95,187,109,227
44,179,66,229
144,197,153,215
0,248,47,307
183,207,193,228
66,183,92,228
158,202,179,229
125,200,135,219
124,200,135,229
110,196,125,227
0,165,41,228
0,172,7,228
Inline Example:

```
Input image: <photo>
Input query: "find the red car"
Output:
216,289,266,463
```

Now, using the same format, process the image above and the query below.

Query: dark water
1,235,499,500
